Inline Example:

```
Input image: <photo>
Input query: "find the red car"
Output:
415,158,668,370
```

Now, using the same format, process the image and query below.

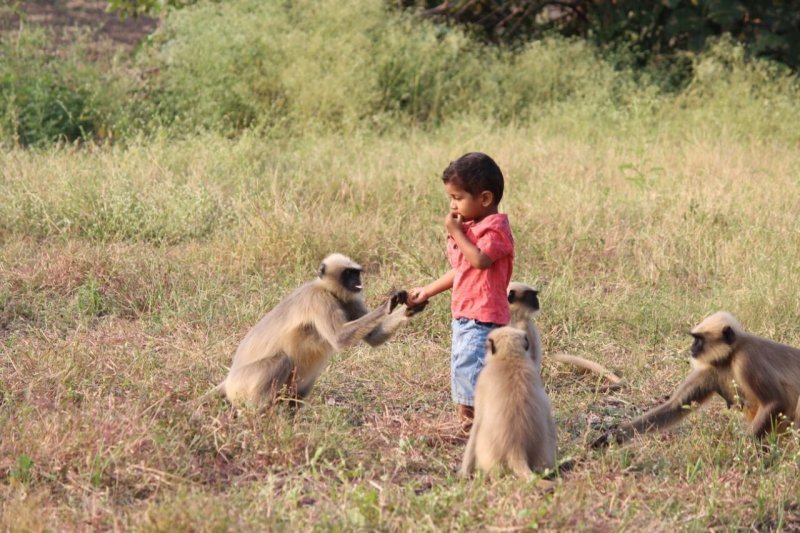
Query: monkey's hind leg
749,401,782,441
225,352,294,409
507,452,558,490
286,371,319,410
506,452,534,480
795,395,800,430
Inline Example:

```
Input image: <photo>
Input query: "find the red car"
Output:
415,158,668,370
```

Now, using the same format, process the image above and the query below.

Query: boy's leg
451,318,493,436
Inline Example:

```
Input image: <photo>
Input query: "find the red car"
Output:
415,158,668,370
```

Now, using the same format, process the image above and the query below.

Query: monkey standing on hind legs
592,311,800,449
460,326,557,480
507,282,623,386
202,253,426,409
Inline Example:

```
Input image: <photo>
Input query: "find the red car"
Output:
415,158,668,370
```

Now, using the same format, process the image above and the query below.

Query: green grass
2,120,800,530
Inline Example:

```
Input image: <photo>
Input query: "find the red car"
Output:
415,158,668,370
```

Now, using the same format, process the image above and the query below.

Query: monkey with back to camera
460,326,557,479
592,311,800,448
508,282,623,386
208,253,426,408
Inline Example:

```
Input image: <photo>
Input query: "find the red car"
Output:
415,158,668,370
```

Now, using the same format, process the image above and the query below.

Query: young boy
408,152,514,435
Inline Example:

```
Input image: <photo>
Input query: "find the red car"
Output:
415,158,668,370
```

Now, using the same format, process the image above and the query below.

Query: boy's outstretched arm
408,269,455,305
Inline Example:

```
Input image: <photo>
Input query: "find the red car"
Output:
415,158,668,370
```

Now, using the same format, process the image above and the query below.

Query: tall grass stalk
2,120,799,529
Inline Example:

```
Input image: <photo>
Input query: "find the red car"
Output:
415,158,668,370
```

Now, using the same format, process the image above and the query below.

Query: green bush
489,37,626,121
153,0,646,133
0,29,126,147
371,16,486,125
153,0,488,132
3,0,800,146
676,36,800,142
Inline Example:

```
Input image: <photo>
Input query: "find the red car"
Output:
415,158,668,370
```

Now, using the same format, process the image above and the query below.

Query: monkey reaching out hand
207,253,427,408
593,311,800,448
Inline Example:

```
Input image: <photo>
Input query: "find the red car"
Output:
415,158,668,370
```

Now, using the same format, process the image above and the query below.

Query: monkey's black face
341,268,363,293
690,334,704,358
508,289,539,311
690,326,736,358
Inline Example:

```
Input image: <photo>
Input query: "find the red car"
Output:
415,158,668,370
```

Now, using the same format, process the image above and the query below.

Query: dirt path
3,0,157,48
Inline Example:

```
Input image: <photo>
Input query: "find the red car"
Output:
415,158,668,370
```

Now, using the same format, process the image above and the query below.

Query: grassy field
2,121,800,530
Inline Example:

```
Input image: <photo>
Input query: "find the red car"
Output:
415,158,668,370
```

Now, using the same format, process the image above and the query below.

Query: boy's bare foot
457,404,474,436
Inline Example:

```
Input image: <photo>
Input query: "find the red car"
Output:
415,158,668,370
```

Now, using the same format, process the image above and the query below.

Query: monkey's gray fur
460,326,557,479
211,253,425,408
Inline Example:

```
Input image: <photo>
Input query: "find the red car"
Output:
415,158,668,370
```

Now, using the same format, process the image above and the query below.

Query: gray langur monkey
508,282,623,386
460,326,557,479
593,311,800,448
209,253,426,408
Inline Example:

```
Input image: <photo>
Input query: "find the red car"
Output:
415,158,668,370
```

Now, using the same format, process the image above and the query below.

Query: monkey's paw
389,290,408,313
404,299,429,317
590,431,616,449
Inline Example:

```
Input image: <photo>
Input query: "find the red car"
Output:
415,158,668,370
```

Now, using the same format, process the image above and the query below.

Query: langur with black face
508,282,622,386
593,311,800,448
460,326,557,479
208,253,426,408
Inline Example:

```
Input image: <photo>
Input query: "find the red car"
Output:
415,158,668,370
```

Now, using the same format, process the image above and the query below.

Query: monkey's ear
507,291,516,304
722,326,736,345
523,335,530,352
488,339,496,354
318,263,326,278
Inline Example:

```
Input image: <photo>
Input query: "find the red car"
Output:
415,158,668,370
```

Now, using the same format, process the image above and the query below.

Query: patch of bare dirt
2,0,157,48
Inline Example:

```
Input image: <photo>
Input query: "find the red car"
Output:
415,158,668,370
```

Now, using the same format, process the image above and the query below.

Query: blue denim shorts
451,318,499,405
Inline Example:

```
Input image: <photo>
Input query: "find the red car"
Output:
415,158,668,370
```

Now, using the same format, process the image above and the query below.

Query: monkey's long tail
200,382,225,400
550,353,623,386
188,382,226,415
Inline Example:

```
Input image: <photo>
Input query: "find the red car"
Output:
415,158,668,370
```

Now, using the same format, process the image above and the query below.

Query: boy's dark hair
442,152,504,205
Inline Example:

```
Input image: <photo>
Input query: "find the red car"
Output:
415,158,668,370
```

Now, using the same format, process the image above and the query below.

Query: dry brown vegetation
3,0,800,529
2,127,800,530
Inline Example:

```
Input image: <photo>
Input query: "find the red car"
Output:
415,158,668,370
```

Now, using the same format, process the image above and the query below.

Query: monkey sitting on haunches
460,326,557,479
204,253,427,408
508,282,622,386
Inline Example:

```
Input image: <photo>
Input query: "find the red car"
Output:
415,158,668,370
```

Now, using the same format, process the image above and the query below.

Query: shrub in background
153,0,647,134
2,0,800,146
153,0,490,133
676,36,800,143
0,29,130,147
153,0,800,143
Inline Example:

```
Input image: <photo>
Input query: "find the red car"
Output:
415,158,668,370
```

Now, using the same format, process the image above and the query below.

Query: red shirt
447,213,514,325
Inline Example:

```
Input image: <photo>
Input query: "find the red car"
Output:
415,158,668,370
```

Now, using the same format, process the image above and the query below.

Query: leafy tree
400,0,800,71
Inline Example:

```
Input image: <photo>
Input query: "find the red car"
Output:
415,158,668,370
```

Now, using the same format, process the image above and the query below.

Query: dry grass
2,123,800,530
